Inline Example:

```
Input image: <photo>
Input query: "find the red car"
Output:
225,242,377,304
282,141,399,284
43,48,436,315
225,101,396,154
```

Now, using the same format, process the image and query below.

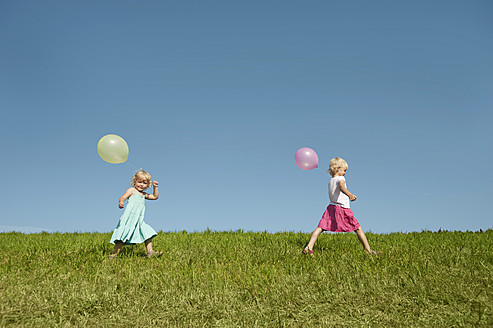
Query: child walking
303,157,378,256
109,169,163,259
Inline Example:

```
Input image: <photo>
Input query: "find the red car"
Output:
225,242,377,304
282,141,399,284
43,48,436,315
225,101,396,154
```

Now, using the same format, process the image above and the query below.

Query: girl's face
135,179,149,192
335,167,347,177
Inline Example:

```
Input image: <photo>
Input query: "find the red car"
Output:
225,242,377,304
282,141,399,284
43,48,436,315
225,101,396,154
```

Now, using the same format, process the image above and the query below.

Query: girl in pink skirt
303,157,378,256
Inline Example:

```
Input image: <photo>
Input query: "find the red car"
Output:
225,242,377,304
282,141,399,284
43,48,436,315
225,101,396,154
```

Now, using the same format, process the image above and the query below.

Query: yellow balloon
97,134,129,164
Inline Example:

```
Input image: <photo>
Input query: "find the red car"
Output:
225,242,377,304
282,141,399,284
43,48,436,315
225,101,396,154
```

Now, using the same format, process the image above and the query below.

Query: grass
0,229,491,327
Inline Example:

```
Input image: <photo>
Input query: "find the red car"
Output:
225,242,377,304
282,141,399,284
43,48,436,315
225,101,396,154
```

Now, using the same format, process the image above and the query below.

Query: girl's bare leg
144,238,153,253
306,227,323,250
355,227,373,253
145,238,163,257
109,241,124,259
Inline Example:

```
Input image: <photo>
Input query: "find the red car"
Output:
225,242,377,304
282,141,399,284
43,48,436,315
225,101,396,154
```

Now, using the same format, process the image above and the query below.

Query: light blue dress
110,189,158,245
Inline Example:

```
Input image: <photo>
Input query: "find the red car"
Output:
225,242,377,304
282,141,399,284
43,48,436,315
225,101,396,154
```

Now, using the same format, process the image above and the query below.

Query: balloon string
317,167,326,174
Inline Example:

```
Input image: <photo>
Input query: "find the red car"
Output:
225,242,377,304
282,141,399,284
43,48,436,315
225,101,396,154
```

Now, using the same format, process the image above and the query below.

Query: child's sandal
147,250,163,258
366,250,380,256
302,247,314,256
108,254,118,260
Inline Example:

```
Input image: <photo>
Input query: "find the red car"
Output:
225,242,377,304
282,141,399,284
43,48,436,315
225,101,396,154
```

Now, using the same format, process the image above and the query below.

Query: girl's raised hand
152,180,159,187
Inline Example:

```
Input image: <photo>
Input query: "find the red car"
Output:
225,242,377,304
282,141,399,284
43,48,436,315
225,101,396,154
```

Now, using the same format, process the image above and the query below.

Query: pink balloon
295,147,319,170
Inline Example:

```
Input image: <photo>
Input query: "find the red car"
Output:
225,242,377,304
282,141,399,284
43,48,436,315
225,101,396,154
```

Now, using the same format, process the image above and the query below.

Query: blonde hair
328,157,348,177
130,169,152,189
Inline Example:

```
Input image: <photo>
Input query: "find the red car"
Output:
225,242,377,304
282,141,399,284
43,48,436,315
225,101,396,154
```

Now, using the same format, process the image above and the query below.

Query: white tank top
329,176,350,208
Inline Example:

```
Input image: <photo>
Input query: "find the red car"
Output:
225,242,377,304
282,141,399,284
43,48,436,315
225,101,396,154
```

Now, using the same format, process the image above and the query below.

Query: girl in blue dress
109,169,163,259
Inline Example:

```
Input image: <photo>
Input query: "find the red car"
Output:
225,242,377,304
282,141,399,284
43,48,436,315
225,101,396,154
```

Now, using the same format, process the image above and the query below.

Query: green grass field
0,230,491,327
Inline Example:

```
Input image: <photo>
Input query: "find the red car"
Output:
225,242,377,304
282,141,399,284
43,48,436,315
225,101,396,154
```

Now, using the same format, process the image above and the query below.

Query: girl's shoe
366,250,380,256
108,254,118,260
147,250,163,258
302,247,314,256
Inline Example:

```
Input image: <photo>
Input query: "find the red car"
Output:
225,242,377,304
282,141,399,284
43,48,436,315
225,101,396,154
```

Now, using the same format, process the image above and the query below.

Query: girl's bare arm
339,180,357,201
146,181,159,200
119,188,135,208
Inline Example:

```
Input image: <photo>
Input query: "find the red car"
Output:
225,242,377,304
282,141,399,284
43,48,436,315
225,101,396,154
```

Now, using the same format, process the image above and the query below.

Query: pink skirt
317,204,361,232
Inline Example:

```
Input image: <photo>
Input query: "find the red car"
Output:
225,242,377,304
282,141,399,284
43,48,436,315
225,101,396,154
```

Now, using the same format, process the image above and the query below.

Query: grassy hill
0,230,491,327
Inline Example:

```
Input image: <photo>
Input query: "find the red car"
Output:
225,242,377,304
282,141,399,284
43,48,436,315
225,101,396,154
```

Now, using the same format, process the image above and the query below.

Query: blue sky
1,0,492,234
